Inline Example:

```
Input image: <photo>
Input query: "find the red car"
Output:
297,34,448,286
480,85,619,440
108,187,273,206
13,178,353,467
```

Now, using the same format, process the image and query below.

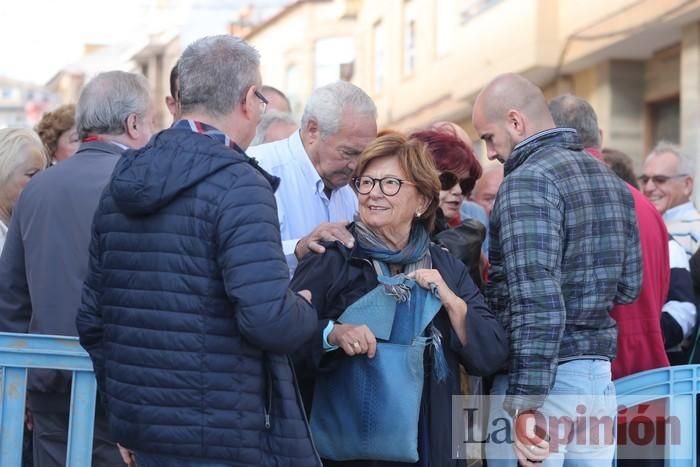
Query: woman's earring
416,211,421,218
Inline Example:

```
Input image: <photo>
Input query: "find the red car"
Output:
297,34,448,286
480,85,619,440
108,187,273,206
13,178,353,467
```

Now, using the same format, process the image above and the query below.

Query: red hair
410,128,482,196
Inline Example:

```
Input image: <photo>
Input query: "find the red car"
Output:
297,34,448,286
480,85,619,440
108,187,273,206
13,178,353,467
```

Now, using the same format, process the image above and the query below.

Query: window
0,87,20,100
314,37,355,88
460,0,501,24
403,0,417,76
373,21,385,93
647,97,680,149
435,0,454,56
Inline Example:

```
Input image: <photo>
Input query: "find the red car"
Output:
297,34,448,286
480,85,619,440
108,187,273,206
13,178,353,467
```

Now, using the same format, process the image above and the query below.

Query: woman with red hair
411,126,482,229
411,126,487,289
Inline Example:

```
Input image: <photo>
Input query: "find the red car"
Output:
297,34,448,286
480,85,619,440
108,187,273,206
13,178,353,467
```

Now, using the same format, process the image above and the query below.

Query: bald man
473,74,642,467
470,164,503,218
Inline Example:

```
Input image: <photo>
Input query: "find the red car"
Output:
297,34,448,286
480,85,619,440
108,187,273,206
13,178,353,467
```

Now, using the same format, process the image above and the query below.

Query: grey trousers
29,393,122,467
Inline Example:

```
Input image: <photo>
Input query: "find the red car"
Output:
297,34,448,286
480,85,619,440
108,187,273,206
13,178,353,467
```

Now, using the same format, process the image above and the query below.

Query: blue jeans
484,359,617,467
134,452,230,467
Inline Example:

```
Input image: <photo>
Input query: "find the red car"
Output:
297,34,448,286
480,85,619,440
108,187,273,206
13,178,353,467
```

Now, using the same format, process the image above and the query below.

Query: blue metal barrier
615,364,700,467
0,332,96,467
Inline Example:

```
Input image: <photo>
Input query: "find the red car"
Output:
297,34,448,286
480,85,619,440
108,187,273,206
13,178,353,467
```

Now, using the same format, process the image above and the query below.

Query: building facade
244,0,360,117
245,0,700,182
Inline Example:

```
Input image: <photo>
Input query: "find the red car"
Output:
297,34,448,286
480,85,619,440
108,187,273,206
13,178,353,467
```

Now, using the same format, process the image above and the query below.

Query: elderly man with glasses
641,141,700,258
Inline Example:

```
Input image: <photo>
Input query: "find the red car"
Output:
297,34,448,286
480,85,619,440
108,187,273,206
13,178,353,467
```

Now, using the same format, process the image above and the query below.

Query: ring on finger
352,341,361,349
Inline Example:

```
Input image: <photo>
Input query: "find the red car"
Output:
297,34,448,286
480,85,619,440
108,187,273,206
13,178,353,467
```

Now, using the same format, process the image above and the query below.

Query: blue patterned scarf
354,220,449,382
354,220,431,301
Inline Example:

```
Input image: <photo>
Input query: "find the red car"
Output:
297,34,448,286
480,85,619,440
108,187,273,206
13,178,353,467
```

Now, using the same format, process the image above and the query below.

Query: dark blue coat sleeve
288,249,341,378
216,169,317,353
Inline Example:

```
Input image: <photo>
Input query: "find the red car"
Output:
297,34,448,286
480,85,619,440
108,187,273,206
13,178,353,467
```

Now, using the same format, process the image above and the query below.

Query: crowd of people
0,33,698,467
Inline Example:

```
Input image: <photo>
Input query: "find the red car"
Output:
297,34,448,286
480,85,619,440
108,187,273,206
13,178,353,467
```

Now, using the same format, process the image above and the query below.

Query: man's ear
303,118,320,145
125,113,139,139
165,96,177,114
241,85,258,121
506,109,526,138
685,176,694,198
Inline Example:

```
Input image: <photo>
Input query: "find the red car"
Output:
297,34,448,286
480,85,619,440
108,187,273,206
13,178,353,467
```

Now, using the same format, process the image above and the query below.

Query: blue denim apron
309,261,443,463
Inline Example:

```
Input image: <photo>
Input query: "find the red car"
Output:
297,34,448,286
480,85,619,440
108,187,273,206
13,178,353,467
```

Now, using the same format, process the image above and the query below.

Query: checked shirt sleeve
497,170,565,415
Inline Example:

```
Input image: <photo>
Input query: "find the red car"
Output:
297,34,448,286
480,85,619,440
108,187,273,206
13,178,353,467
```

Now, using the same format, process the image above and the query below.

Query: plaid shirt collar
504,128,580,176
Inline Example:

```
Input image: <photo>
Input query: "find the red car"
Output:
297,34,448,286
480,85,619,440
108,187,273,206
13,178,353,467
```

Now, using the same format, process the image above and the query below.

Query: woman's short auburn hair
410,127,482,196
35,104,76,159
353,133,441,234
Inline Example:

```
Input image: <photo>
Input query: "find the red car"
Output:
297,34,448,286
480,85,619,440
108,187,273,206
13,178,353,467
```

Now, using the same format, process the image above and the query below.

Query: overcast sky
0,0,290,85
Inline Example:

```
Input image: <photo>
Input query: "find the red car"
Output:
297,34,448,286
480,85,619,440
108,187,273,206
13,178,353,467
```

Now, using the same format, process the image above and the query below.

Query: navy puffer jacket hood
111,129,279,215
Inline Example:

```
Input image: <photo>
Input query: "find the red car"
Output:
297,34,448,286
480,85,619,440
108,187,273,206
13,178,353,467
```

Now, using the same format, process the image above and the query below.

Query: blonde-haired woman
0,128,48,251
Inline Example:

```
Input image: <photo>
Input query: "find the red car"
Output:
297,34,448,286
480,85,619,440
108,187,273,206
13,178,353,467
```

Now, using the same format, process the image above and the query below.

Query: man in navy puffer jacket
76,35,321,467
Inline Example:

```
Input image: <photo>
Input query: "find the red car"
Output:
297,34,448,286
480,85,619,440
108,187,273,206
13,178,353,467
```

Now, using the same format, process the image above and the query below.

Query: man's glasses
254,89,268,113
637,174,688,185
353,176,415,196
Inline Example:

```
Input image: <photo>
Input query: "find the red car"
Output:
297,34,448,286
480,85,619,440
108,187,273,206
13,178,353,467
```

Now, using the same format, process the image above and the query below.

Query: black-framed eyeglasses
254,89,268,113
638,173,688,185
353,176,415,196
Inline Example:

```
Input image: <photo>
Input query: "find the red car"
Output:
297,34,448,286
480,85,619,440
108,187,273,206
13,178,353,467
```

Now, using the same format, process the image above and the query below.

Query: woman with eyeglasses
289,133,507,467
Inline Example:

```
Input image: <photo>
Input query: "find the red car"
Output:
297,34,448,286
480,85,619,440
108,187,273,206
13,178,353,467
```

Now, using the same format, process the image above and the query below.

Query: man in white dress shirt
248,80,377,268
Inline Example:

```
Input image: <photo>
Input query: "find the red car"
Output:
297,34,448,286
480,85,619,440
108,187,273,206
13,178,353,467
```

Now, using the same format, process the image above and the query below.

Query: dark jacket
76,128,321,466
290,229,508,467
433,217,487,289
0,142,122,399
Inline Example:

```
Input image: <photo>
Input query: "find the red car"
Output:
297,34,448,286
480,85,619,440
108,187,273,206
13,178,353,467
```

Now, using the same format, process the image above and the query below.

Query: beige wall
140,0,698,177
681,21,700,206
132,37,181,131
246,0,357,119
646,45,681,103
353,0,668,134
557,0,639,43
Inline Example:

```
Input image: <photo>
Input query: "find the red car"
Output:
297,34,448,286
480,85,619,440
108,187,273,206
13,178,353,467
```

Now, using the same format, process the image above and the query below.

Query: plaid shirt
486,128,642,414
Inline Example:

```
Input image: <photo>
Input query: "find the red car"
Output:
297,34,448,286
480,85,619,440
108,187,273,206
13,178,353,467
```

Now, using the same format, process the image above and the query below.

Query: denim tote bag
309,269,442,462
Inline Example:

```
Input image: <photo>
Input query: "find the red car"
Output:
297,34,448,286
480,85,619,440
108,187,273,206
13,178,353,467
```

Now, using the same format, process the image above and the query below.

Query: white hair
251,110,297,146
647,141,694,176
301,81,376,138
0,128,47,186
76,71,151,140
